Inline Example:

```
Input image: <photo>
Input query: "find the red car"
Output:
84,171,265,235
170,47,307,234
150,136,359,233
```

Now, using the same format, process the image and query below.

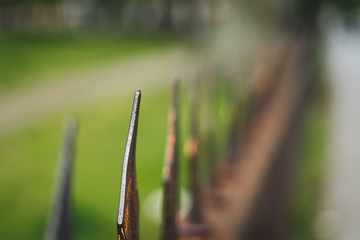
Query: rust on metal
204,35,310,240
44,118,78,240
161,80,180,240
117,90,141,240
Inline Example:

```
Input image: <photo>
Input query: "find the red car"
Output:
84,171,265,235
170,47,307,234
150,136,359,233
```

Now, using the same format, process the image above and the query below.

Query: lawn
0,68,235,240
0,32,188,239
0,87,190,240
0,32,179,92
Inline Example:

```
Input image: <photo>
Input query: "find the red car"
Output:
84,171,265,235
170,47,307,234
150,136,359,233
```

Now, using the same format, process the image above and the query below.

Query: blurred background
0,0,360,239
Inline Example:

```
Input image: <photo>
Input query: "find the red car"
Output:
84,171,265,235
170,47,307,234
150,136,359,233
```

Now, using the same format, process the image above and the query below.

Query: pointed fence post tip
117,91,141,240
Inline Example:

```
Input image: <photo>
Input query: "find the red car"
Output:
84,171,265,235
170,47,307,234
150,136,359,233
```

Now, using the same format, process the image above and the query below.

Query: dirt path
0,48,191,135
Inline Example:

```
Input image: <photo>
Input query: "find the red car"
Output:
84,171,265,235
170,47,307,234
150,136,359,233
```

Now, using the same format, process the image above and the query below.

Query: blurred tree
96,0,128,25
296,0,321,27
160,0,173,30
326,0,360,12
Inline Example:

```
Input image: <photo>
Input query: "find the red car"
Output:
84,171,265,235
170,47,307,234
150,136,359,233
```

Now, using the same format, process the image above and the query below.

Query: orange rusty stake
161,80,180,240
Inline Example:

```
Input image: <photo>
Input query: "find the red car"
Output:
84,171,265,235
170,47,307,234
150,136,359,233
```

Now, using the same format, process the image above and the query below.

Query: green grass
0,83,198,240
287,53,329,239
0,33,178,91
0,89,166,239
0,32,191,239
288,100,328,240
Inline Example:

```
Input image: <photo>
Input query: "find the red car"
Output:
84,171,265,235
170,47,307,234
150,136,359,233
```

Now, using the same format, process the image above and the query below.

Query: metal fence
44,30,314,240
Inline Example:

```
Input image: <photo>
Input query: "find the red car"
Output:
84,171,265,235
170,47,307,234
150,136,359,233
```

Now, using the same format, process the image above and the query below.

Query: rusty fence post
117,91,141,240
160,80,180,240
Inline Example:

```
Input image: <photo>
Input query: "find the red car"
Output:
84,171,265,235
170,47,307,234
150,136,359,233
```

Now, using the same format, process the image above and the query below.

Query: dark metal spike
44,118,78,240
117,90,141,240
187,80,202,223
161,80,180,240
